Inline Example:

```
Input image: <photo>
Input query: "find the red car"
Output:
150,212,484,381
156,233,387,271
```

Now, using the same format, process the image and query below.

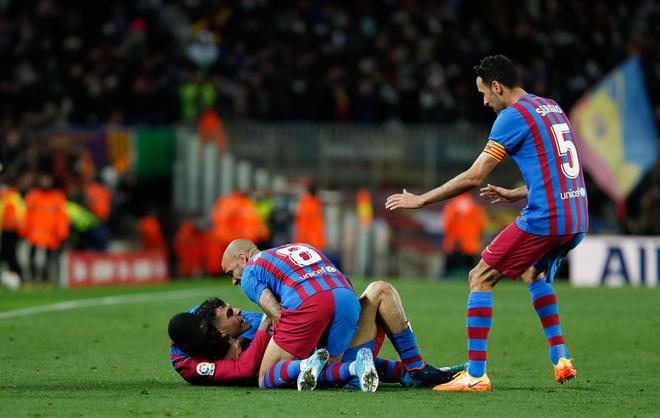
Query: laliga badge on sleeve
196,362,215,376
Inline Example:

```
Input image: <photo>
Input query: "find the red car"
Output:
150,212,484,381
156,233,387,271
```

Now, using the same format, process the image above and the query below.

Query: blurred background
0,0,658,289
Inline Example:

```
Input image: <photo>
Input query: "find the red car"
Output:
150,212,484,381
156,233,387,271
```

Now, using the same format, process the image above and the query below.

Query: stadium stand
0,0,658,125
0,0,658,283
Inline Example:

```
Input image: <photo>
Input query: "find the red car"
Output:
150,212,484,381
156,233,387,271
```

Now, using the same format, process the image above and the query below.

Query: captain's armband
483,140,506,162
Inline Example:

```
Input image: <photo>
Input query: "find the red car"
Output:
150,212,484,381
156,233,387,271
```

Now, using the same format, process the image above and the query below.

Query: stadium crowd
0,126,327,283
0,0,658,126
0,0,658,287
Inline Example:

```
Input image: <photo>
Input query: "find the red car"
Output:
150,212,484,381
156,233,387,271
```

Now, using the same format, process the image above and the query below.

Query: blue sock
374,358,404,383
389,323,425,370
466,291,493,378
528,280,570,365
317,362,353,387
260,360,301,389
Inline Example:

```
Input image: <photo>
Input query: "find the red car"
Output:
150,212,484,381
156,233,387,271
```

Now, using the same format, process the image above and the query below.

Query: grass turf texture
1,279,659,417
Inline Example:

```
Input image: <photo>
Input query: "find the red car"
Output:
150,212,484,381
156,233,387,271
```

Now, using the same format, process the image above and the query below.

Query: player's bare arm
258,288,282,324
385,152,499,210
479,184,528,204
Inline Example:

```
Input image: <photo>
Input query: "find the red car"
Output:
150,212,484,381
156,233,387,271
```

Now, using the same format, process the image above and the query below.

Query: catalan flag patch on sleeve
483,140,506,162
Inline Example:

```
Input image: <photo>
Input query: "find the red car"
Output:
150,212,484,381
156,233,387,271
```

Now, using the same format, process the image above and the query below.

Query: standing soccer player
386,55,587,391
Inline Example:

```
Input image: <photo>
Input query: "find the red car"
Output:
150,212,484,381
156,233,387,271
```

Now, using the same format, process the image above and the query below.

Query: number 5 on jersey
551,123,580,179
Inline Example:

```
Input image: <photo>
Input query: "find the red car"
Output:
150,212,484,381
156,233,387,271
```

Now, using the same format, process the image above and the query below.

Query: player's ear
491,80,502,95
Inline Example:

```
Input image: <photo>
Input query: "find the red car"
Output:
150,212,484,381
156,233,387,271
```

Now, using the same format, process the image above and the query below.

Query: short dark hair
168,312,207,353
168,312,229,359
473,55,521,88
196,297,226,328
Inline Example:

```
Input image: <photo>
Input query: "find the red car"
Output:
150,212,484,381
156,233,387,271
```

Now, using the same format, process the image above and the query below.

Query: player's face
476,76,505,113
223,254,248,285
214,304,250,338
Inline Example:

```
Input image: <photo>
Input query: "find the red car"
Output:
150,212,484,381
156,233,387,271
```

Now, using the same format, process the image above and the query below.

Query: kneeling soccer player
222,239,363,389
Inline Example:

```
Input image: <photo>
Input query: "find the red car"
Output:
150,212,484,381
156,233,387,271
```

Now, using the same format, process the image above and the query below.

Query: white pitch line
0,287,218,319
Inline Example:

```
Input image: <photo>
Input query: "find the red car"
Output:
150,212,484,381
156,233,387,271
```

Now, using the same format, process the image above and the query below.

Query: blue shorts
319,288,361,357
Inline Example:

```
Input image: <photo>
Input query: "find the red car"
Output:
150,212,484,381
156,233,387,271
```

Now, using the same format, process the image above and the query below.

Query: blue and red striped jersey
241,243,353,310
484,94,589,236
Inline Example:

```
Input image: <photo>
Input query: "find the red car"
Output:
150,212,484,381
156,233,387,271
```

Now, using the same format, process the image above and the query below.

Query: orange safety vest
197,108,227,151
137,215,166,250
174,220,205,277
211,191,267,245
442,193,486,256
0,187,26,232
21,188,70,249
208,192,266,274
85,182,112,222
293,193,326,250
204,229,225,275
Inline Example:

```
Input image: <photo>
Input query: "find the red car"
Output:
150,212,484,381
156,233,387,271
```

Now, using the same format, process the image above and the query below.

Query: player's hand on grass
385,189,424,210
479,184,524,204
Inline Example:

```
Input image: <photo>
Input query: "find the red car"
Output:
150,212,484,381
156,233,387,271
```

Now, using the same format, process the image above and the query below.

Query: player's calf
527,278,574,383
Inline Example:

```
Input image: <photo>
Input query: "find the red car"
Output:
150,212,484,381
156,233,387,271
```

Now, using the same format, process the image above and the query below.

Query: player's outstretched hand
385,189,424,210
479,184,520,204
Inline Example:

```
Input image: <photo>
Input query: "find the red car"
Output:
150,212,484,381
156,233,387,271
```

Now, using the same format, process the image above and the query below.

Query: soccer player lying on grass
168,307,272,386
169,280,465,390
170,308,381,391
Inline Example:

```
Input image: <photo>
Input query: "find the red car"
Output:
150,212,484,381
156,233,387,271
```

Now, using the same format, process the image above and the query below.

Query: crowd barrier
59,250,169,288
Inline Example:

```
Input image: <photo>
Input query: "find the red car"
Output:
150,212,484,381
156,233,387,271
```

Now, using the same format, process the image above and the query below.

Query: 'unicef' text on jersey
300,265,337,280
487,94,589,236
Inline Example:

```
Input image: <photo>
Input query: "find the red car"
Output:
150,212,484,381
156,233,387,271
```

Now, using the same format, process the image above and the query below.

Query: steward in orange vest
20,174,70,282
207,190,267,274
442,192,486,260
174,219,205,277
137,212,166,250
0,180,25,278
293,187,326,250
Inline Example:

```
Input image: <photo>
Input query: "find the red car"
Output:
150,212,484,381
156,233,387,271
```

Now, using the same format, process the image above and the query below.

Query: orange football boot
554,357,576,384
432,370,491,392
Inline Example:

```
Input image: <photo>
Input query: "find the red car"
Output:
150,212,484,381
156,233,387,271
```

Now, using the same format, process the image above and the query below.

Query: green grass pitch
1,278,659,417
